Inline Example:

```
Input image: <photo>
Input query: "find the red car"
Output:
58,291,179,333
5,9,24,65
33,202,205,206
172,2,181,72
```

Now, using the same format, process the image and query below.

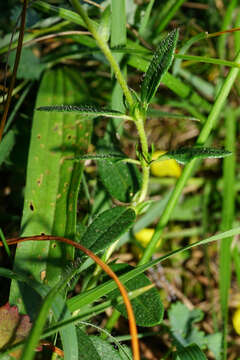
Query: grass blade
67,227,240,312
219,108,236,359
10,67,91,304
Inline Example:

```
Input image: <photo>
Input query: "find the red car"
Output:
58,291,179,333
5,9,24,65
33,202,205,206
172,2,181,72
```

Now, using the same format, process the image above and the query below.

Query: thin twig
0,0,28,142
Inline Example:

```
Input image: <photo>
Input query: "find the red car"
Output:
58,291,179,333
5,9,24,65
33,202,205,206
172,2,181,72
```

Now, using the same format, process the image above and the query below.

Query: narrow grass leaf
0,268,78,360
107,264,163,327
147,108,199,122
141,29,179,108
219,108,236,359
80,207,136,255
98,6,111,43
36,105,132,120
139,0,155,37
0,129,16,166
20,269,80,360
10,67,91,322
161,147,231,164
67,227,240,312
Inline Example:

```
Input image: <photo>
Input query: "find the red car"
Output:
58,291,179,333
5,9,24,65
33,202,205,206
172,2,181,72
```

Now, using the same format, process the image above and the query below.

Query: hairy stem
70,0,134,108
139,48,240,264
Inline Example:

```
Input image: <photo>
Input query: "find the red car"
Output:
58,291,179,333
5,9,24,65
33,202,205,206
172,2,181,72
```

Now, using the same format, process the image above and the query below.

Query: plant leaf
173,344,207,360
206,333,222,360
168,302,206,349
165,147,231,164
97,140,141,202
80,207,136,255
0,129,16,167
72,153,127,161
9,47,45,80
36,105,132,120
141,29,179,107
107,264,164,327
89,336,125,360
152,147,232,165
76,328,101,360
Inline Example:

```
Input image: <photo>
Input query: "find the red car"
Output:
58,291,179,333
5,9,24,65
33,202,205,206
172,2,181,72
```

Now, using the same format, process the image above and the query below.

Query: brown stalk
0,235,140,360
0,0,28,142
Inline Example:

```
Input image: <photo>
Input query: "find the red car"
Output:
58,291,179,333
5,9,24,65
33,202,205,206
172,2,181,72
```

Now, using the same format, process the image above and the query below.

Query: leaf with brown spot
0,303,32,358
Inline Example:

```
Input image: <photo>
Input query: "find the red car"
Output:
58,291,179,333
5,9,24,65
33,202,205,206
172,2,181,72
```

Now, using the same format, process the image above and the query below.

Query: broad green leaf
168,302,205,349
80,207,136,255
141,29,179,108
77,329,101,360
36,105,132,120
155,147,232,164
0,129,16,166
9,47,45,80
107,264,163,327
174,344,207,360
98,158,141,202
97,138,141,202
10,67,92,312
89,336,126,360
206,333,222,360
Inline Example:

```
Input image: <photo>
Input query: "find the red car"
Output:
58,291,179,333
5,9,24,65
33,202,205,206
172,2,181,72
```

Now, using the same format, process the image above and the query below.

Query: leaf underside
141,28,179,107
107,264,163,327
153,147,232,165
166,147,231,164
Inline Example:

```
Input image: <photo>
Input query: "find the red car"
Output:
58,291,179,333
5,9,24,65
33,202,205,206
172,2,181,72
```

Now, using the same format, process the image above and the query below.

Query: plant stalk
139,48,240,264
70,0,134,108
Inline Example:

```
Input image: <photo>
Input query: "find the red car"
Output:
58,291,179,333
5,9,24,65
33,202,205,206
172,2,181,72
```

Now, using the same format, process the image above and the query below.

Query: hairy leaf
141,29,179,107
107,264,164,327
77,329,101,360
152,147,232,165
36,105,131,120
72,153,127,161
174,344,207,360
80,207,136,255
89,336,125,360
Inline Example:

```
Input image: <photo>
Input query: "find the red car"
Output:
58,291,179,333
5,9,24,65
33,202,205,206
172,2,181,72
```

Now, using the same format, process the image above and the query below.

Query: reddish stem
1,235,140,360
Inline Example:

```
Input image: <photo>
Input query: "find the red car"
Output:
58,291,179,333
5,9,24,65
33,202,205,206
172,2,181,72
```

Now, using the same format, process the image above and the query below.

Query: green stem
134,109,150,204
139,48,240,265
70,0,133,108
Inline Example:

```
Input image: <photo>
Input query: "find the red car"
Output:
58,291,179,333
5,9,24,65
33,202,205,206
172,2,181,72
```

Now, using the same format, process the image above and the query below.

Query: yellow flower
150,150,181,178
233,307,240,335
133,228,161,259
